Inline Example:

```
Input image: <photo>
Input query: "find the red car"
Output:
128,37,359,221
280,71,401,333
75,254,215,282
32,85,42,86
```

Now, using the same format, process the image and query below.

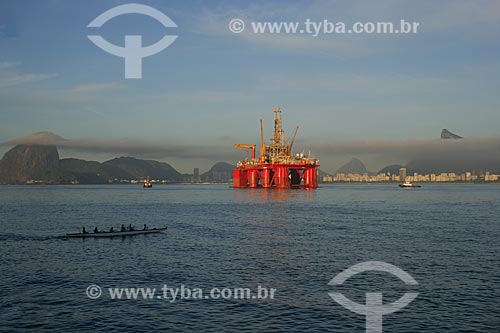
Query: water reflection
232,188,316,203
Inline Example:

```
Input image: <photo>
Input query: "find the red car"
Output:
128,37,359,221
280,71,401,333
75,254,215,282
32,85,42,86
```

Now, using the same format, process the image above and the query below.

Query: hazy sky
1,0,499,173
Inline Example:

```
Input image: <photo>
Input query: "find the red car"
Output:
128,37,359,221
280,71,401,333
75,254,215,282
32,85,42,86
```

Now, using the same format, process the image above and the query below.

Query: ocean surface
0,184,499,332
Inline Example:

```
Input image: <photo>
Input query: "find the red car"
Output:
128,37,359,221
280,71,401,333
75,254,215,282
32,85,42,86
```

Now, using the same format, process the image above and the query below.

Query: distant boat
143,177,152,188
66,227,167,238
399,181,421,188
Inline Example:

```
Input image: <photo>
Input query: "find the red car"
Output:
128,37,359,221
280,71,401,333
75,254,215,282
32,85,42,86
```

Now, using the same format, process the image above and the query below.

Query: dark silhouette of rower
128,223,135,231
82,227,87,234
93,227,99,233
143,224,148,230
121,224,126,232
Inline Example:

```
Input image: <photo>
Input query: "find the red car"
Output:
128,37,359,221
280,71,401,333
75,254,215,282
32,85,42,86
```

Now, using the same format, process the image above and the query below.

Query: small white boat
399,181,421,188
66,227,167,238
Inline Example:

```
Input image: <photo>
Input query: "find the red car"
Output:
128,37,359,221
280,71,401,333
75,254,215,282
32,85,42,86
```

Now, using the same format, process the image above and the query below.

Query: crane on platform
233,144,256,159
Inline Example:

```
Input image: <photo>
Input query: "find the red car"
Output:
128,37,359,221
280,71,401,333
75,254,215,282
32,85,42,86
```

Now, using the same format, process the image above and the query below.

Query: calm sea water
0,184,499,332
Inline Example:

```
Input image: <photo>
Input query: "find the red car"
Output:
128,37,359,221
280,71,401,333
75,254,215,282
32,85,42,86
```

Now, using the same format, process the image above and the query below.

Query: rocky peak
441,129,463,139
0,144,60,183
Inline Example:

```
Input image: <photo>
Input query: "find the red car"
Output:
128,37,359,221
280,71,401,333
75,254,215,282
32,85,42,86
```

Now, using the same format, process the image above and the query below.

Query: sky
1,0,499,173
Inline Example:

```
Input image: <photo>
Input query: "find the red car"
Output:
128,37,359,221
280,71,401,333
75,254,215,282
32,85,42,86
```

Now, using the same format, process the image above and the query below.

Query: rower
121,224,126,232
94,227,99,233
109,227,114,232
143,224,148,230
82,227,87,234
128,223,135,231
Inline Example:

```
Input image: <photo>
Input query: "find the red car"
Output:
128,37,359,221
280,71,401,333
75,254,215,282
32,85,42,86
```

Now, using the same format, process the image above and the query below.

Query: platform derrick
233,108,319,189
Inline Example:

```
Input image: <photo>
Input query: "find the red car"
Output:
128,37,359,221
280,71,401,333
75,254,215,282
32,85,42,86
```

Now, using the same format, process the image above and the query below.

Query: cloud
193,4,370,55
70,82,123,93
161,90,249,103
191,0,500,54
257,72,458,96
0,131,237,161
0,61,20,70
313,136,500,156
0,60,57,88
421,0,500,32
0,73,57,88
2,131,500,173
312,136,500,173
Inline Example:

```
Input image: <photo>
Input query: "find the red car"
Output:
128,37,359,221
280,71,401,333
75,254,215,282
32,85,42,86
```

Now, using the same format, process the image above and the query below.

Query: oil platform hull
232,108,319,189
233,164,318,189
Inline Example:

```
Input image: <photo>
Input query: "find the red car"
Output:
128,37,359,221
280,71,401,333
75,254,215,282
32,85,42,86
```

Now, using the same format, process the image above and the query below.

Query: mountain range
200,162,234,182
0,144,232,184
332,155,500,177
335,158,368,175
329,129,499,175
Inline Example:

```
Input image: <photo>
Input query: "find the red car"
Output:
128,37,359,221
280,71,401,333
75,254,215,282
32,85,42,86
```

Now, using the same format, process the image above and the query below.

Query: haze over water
1,184,499,332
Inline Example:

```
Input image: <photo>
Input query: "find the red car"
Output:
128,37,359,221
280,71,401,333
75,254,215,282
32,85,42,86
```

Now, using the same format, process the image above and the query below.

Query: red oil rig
232,108,319,189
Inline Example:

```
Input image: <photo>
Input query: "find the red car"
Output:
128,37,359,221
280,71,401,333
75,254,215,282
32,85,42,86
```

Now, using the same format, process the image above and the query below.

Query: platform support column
248,169,259,188
261,168,271,188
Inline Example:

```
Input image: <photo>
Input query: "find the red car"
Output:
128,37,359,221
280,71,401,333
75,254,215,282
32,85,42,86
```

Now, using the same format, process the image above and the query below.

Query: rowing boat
66,227,167,238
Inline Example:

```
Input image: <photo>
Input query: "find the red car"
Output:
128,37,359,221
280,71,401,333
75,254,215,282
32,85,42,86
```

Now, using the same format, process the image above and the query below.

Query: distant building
399,167,407,182
193,168,200,182
484,171,497,181
322,175,333,183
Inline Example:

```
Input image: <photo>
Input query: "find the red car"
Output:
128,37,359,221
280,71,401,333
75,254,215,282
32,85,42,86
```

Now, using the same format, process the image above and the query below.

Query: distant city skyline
331,169,499,183
1,0,500,172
